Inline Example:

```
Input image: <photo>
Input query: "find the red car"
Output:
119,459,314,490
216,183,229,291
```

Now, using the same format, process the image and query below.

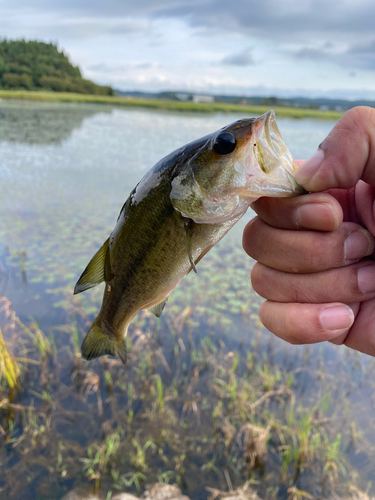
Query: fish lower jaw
190,201,249,224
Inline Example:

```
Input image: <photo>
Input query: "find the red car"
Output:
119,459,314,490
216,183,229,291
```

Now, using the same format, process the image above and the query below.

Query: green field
0,89,344,119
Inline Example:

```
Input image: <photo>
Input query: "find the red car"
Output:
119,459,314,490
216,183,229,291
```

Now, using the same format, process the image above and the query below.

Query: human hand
243,106,375,356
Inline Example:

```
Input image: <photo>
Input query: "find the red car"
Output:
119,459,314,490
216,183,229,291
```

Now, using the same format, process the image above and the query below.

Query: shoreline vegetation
0,39,113,96
0,89,344,119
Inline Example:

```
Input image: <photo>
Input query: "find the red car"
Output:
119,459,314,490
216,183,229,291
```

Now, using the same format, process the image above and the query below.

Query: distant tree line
0,39,113,95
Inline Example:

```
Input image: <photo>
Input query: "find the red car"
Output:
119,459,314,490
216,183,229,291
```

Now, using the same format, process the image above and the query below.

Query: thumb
294,106,375,192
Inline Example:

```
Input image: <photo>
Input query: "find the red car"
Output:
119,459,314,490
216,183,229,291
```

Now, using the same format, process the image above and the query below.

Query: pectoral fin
186,244,213,276
194,245,213,266
184,218,197,274
149,298,168,318
74,238,112,294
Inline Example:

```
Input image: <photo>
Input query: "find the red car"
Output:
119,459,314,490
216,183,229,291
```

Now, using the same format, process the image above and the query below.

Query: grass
0,327,20,390
0,89,344,119
0,102,372,500
1,293,375,500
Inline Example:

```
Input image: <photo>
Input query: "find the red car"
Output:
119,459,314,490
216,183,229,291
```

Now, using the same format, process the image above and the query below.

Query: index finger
251,192,343,232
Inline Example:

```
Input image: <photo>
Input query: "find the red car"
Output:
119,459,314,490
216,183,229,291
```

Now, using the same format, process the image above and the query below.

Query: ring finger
251,260,375,304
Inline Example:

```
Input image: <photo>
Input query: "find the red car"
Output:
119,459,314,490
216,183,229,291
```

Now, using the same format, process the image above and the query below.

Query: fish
74,110,304,364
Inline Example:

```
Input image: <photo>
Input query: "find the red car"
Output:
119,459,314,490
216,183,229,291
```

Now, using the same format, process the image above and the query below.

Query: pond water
0,101,374,500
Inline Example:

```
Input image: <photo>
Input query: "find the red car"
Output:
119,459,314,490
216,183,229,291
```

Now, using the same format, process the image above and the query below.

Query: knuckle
367,329,375,355
302,233,340,272
242,216,260,255
345,106,375,133
292,281,315,303
320,106,375,189
334,107,375,147
288,304,321,343
250,264,263,294
308,226,351,271
287,336,304,346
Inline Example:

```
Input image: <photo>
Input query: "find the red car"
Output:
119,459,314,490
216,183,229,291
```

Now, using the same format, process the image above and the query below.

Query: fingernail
358,265,375,293
320,305,354,331
344,229,374,262
294,150,324,185
295,203,338,230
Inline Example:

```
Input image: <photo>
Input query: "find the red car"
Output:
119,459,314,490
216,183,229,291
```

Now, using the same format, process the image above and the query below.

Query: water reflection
2,104,373,500
0,101,111,145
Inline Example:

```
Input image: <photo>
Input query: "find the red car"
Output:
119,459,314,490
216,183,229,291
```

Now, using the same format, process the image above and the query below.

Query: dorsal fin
74,238,111,294
149,298,168,318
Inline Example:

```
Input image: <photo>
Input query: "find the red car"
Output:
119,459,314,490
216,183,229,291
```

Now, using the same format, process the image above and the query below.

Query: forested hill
0,39,113,95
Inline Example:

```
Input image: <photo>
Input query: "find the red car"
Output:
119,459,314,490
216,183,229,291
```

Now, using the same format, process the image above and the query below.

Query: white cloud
1,0,375,98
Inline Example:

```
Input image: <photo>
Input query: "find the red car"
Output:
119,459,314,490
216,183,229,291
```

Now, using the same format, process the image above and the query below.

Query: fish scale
74,111,305,363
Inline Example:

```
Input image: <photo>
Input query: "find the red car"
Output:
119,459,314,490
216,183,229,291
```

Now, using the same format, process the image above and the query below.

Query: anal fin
149,298,168,318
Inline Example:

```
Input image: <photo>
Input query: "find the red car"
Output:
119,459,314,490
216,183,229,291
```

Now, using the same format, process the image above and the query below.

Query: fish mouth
246,110,306,196
254,110,297,174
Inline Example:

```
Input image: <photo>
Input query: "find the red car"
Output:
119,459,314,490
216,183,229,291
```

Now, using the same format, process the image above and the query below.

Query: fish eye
213,132,236,155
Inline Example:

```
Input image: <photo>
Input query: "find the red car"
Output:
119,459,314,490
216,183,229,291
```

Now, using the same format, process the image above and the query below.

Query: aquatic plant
0,327,20,390
0,103,373,500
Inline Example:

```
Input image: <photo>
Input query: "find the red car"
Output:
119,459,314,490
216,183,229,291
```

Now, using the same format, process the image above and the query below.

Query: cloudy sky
1,0,375,99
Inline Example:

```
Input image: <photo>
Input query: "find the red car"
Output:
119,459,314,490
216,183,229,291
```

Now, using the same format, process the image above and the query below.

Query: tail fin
81,318,127,364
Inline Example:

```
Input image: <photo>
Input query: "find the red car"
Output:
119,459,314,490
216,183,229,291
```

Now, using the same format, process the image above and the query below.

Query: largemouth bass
74,110,304,363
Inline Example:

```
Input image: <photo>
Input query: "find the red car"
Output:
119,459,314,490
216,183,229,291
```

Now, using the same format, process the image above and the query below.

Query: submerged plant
287,486,314,500
130,439,156,472
322,433,346,489
156,375,165,411
1,105,375,500
81,433,121,491
114,471,147,491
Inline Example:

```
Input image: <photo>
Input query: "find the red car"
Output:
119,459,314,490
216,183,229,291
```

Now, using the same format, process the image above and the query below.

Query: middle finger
243,218,374,273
